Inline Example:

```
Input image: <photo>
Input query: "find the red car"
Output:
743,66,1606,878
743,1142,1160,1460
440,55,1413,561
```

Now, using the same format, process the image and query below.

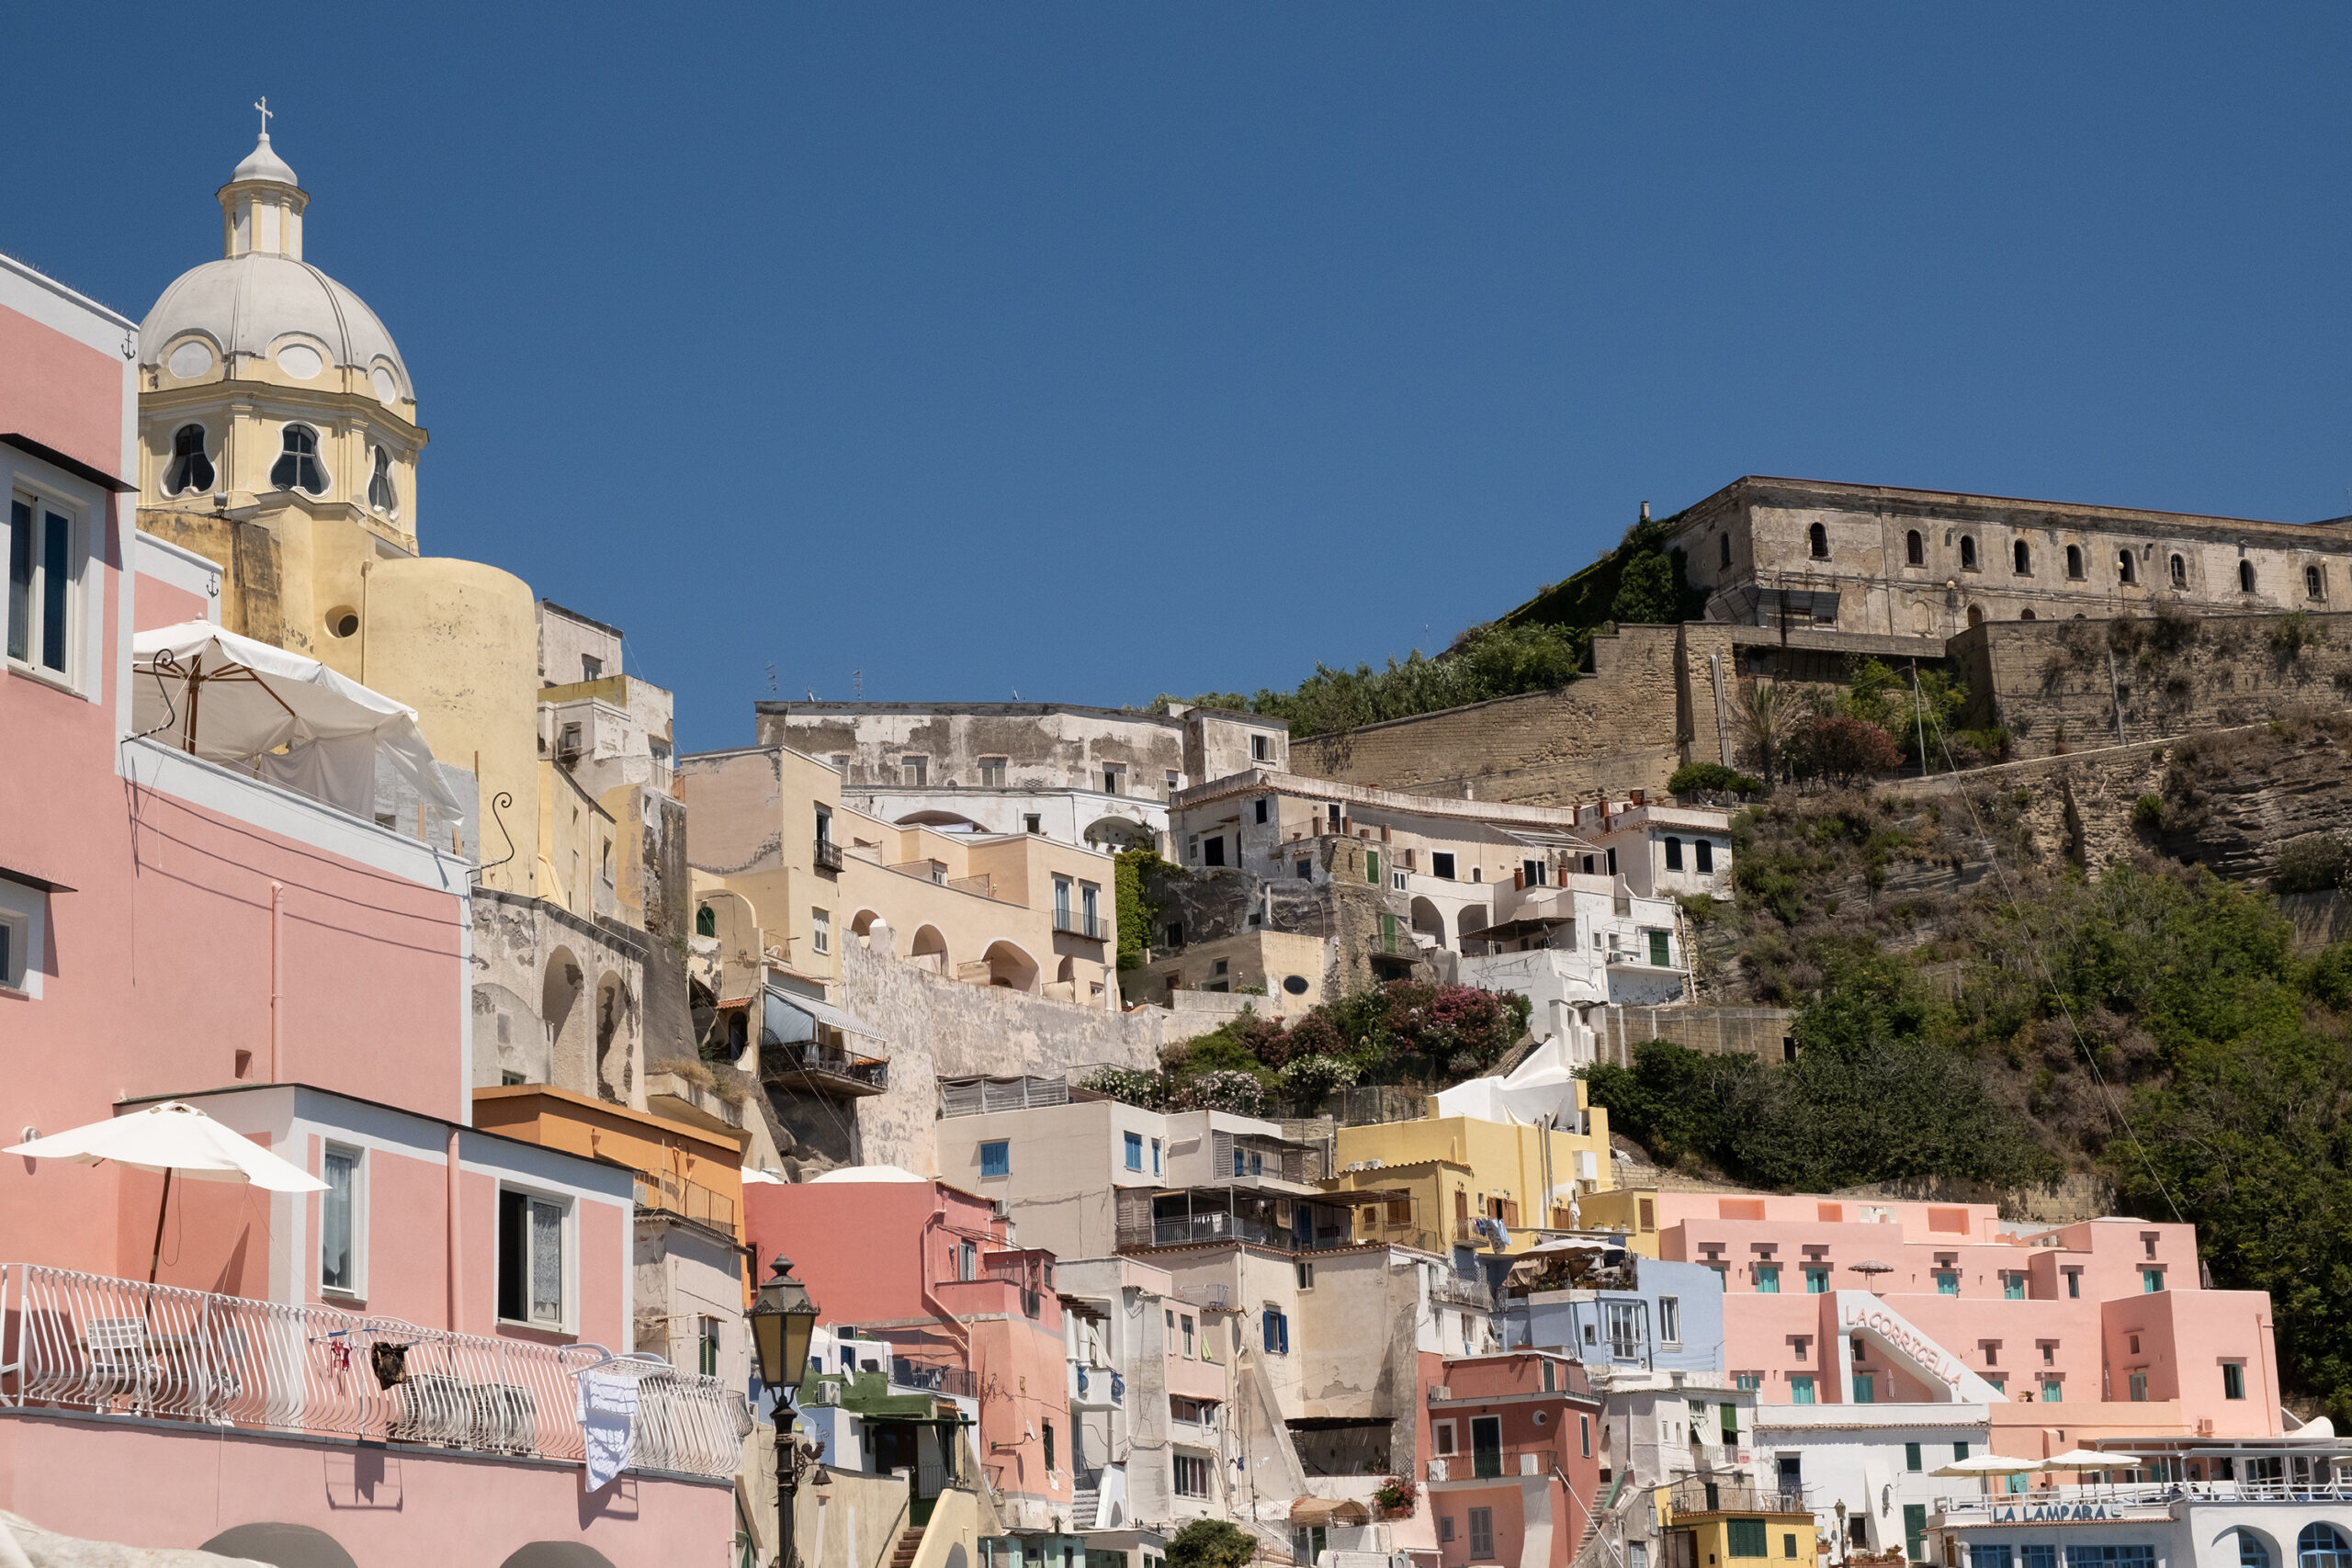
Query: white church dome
138,130,411,403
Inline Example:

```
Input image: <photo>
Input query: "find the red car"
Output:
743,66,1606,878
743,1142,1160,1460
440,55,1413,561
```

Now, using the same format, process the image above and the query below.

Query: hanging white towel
578,1371,640,1491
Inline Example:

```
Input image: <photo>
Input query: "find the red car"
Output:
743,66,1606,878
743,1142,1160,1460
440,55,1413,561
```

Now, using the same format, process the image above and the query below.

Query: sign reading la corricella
1838,1299,1962,1384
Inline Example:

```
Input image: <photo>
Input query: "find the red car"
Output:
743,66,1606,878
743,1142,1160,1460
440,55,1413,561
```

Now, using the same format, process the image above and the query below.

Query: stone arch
1082,815,1153,852
1965,604,1984,628
498,1547,618,1568
200,1524,358,1568
1409,897,1447,946
542,945,585,1082
909,925,948,976
982,939,1040,992
695,889,759,959
1456,906,1490,946
896,808,983,831
850,908,885,947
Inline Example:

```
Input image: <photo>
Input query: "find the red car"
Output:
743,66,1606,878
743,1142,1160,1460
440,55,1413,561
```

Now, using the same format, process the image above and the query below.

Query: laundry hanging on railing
578,1371,640,1491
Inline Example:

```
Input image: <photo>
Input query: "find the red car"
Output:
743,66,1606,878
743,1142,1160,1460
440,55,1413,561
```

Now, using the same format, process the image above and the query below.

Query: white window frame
811,908,831,954
319,1142,367,1299
1431,1417,1456,1456
1658,1294,1682,1346
6,479,91,695
0,877,45,997
498,1183,574,1332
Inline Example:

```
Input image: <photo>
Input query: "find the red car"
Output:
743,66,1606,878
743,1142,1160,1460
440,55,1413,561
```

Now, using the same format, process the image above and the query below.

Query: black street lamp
748,1255,822,1568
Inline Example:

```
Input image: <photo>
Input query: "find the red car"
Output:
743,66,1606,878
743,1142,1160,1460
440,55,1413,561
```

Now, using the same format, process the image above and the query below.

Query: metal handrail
1051,908,1110,940
0,1262,748,1479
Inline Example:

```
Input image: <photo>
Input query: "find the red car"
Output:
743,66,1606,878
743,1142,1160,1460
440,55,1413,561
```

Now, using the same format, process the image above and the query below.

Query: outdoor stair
1071,1484,1101,1529
889,1527,926,1568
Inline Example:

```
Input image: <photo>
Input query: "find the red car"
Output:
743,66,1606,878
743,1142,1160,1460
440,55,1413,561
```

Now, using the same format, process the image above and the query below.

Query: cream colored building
680,742,1124,1013
1662,474,2352,641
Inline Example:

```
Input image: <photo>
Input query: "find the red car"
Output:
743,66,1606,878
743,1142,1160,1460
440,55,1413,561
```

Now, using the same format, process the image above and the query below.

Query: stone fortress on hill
1294,474,2352,807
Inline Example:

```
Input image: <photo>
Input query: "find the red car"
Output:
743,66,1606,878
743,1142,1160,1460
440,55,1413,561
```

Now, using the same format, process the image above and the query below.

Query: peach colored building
745,1169,1076,1529
0,247,740,1565
1654,1194,2280,1451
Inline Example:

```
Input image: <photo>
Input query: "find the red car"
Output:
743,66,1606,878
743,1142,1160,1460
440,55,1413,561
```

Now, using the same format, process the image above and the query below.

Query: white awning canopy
762,987,888,1043
132,621,459,820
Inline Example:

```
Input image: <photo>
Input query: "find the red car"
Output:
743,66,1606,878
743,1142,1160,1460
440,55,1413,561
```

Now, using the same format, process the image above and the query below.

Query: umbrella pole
148,1167,175,1286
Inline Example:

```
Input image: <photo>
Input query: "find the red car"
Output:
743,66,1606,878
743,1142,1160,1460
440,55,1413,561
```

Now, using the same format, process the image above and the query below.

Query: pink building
1426,1350,1605,1568
0,249,740,1565
745,1169,1075,1528
1656,1193,2279,1451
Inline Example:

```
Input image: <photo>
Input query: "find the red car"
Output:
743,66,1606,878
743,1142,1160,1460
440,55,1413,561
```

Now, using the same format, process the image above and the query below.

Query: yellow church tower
136,115,540,895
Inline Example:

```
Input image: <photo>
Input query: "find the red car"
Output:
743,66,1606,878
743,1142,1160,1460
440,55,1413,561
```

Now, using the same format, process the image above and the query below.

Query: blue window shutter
1264,1314,1277,1353
1278,1314,1290,1355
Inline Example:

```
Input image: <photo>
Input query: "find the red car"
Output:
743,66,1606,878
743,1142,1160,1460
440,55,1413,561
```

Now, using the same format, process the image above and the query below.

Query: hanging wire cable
1912,670,2187,1224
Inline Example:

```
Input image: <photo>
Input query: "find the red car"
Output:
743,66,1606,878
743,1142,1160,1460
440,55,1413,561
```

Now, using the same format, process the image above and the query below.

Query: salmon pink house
0,246,744,1566
745,1167,1075,1529
1654,1193,2280,1450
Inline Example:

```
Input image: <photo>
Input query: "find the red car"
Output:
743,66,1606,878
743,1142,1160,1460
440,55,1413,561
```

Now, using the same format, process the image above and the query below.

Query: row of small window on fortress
1757,523,2331,601
159,421,399,517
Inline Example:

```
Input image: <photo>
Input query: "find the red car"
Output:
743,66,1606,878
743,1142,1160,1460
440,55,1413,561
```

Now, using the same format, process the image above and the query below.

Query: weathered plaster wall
756,702,1190,795
471,886,650,1103
831,932,1178,1175
136,511,284,639
1592,1004,1799,1065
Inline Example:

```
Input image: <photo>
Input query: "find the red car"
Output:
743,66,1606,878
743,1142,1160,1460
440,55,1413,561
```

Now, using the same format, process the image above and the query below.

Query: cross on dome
254,96,272,135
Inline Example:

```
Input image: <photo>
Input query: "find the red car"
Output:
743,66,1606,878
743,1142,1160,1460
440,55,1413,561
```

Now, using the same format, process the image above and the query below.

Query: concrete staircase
1070,1482,1102,1529
888,1526,926,1568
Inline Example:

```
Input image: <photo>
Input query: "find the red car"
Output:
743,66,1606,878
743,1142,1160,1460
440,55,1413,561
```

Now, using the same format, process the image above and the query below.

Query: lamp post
748,1254,822,1568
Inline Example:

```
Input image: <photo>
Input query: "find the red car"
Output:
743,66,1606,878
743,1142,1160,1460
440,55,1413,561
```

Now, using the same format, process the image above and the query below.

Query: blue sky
8,5,2348,750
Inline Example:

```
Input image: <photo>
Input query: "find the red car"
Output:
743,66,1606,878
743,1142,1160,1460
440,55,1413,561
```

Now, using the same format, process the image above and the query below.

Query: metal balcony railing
0,1263,747,1480
634,1172,739,1233
891,1356,977,1399
1665,1478,1809,1517
1122,1213,1359,1252
1051,908,1110,940
813,838,846,873
763,1041,889,1093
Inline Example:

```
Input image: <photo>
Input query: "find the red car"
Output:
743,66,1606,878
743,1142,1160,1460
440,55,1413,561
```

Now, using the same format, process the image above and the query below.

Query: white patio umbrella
1932,1453,2041,1478
2040,1450,2146,1472
132,621,459,820
5,1102,328,1284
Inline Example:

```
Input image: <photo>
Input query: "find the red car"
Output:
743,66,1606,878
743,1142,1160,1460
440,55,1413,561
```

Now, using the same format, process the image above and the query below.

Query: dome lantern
219,99,308,261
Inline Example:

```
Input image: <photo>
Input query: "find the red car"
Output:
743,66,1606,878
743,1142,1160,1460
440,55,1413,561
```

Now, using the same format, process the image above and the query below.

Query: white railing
0,1264,748,1480
1934,1477,2352,1518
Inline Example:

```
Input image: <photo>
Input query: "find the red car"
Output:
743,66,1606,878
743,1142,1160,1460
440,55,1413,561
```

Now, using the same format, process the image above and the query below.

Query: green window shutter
1366,850,1380,883
1728,1520,1769,1558
1649,930,1670,966
1903,1506,1927,1561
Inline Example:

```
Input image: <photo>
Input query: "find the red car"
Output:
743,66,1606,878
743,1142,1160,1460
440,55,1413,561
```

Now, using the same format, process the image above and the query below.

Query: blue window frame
980,1141,1010,1178
1124,1132,1143,1171
1263,1308,1290,1355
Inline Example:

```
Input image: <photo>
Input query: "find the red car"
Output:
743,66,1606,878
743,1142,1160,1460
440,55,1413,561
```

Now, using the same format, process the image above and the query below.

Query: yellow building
1324,1083,1657,1257
1657,1477,1819,1568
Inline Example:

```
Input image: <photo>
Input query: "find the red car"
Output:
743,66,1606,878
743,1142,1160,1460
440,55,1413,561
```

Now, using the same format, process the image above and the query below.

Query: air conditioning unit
1520,1453,1542,1476
1427,1384,1453,1404
816,1379,842,1404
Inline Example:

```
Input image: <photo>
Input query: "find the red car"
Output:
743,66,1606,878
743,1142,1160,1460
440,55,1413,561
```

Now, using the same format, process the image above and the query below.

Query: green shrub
2272,833,2352,895
1168,1519,1259,1568
1667,761,1763,797
2133,795,2165,829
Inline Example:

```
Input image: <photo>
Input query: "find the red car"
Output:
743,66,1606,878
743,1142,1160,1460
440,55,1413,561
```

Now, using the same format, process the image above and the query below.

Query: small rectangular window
1365,850,1379,883
1251,734,1271,761
2064,1269,2081,1299
1696,840,1715,874
1203,836,1225,867
1665,837,1684,871
1936,1269,1960,1295
1728,1520,1769,1558
811,908,831,954
1648,930,1670,967
2143,1268,2164,1293
980,1141,1010,1178
1431,852,1455,880
1295,859,1312,880
1853,1372,1875,1404
6,495,76,678
1124,1131,1143,1171
2222,1361,2245,1399
1905,1441,1921,1472
580,654,603,680
1255,798,1269,824
698,1314,721,1376
1755,1263,1780,1293
1790,1375,1815,1404
1150,1137,1161,1174
1295,1260,1314,1290
978,758,1008,787
902,755,928,786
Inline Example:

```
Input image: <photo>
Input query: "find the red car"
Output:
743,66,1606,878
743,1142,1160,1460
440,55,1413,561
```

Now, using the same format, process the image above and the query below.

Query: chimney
1629,789,1645,807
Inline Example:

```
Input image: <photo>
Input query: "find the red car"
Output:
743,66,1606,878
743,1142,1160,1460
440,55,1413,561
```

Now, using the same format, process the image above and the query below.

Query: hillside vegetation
1157,515,1702,739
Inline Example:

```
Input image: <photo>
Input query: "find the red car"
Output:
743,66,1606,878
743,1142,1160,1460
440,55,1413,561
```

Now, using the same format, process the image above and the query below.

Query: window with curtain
321,1146,357,1292
164,424,215,495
